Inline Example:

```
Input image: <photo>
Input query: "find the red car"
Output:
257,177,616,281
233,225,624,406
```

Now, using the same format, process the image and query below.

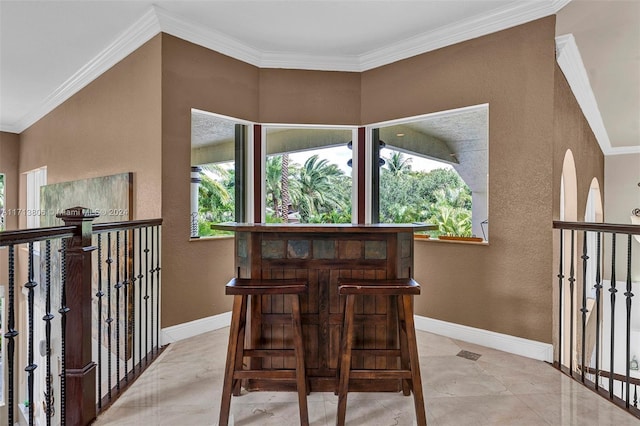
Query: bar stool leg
396,295,412,396
219,295,246,426
336,294,356,426
232,293,248,396
290,295,310,426
335,293,349,396
402,295,427,426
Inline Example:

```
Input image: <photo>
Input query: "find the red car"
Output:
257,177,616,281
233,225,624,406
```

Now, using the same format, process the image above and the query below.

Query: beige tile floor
94,328,640,426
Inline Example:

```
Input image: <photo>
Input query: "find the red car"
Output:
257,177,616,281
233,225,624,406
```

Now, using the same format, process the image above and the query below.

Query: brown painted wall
0,132,20,231
0,132,20,293
160,34,259,326
361,17,558,343
259,69,361,125
18,36,162,220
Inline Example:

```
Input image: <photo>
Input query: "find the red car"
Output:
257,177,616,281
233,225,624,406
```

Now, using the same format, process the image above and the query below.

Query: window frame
260,123,359,225
366,104,488,240
190,109,253,238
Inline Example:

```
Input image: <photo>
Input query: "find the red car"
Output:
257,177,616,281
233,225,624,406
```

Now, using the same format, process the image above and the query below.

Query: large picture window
190,110,248,237
264,126,354,224
372,105,489,240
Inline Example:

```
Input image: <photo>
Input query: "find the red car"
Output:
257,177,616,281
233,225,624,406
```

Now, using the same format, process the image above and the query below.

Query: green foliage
0,173,4,209
196,151,473,236
379,152,473,237
385,151,413,176
265,156,283,218
266,153,352,224
196,164,235,236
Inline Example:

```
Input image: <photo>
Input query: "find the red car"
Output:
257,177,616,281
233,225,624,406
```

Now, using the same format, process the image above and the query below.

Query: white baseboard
414,315,553,362
160,312,553,363
161,311,231,345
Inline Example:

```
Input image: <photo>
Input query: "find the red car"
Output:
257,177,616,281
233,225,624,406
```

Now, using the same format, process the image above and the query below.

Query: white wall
604,153,640,282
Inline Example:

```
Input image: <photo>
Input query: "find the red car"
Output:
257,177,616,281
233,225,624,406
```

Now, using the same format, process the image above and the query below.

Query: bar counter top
211,222,436,233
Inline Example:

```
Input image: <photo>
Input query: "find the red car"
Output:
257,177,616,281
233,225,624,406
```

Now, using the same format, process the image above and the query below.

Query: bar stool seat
219,278,309,426
336,278,427,426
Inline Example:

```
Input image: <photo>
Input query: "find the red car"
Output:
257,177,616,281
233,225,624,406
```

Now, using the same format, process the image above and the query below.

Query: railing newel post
57,206,99,426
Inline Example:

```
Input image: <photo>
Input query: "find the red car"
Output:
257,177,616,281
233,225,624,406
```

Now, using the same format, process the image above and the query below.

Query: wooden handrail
0,219,163,246
0,225,76,245
92,218,163,233
553,220,640,234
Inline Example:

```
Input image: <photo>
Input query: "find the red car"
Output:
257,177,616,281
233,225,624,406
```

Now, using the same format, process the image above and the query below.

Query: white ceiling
1,0,637,155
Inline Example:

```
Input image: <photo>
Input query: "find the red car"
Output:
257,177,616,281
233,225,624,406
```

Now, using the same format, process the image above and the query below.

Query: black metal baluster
569,230,576,375
634,384,638,408
5,245,17,425
149,226,155,353
624,234,633,408
25,242,38,425
609,233,617,399
137,227,143,370
155,225,161,351
594,232,602,390
106,232,113,398
144,227,150,363
130,229,137,377
43,240,53,425
96,234,103,407
115,231,122,389
124,230,129,382
59,239,68,425
558,230,564,367
581,231,589,382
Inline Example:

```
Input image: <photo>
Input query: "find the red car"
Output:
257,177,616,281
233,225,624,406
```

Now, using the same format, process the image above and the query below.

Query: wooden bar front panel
234,228,416,392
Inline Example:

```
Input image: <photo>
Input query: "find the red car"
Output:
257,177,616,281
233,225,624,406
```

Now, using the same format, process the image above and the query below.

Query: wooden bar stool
219,278,309,426
336,278,427,426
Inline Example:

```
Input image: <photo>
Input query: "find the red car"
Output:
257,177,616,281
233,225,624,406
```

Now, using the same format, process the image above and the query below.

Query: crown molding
259,51,362,72
222,0,573,72
606,146,640,155
360,0,571,70
554,34,629,156
153,5,262,66
7,8,161,134
2,0,594,134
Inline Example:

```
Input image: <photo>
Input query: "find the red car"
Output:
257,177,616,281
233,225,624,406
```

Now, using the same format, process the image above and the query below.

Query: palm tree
280,153,291,222
265,156,282,218
384,151,412,176
291,155,349,222
198,173,231,220
427,188,472,237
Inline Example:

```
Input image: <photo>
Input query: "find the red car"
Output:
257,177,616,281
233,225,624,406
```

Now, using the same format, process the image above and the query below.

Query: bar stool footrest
351,349,402,357
244,349,296,357
349,370,413,380
234,370,298,380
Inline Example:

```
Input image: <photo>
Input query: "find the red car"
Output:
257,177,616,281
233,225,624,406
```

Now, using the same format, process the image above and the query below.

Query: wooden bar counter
212,222,435,392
